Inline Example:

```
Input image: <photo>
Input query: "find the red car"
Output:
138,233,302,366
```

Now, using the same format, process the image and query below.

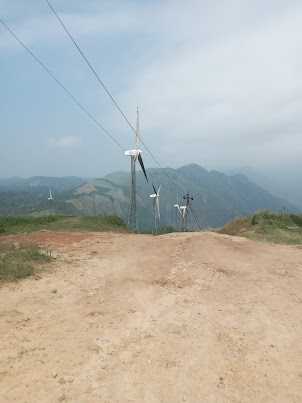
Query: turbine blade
152,183,157,195
138,153,148,182
157,184,162,196
136,106,140,151
156,197,160,220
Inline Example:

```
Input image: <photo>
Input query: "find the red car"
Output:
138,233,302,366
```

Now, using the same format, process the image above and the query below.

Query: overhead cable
2,18,200,232
0,19,125,152
44,0,184,194
0,19,167,189
189,204,202,230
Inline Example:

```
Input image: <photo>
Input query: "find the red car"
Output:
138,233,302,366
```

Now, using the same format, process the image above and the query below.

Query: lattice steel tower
125,107,148,232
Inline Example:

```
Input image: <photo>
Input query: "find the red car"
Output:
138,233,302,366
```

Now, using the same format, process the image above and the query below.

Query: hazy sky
1,0,302,179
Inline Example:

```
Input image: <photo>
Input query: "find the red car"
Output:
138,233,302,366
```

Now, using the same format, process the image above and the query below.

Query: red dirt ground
1,230,302,402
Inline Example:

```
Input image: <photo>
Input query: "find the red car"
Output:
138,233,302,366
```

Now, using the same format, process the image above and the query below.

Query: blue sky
1,0,302,180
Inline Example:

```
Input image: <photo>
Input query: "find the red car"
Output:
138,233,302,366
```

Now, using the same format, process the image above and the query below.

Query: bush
102,214,127,229
290,214,302,227
251,209,276,225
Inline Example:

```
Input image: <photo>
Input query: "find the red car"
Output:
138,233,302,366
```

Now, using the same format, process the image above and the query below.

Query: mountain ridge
0,164,299,230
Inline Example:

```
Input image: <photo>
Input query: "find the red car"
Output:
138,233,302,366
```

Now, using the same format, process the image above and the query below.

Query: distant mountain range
225,167,302,210
0,164,299,230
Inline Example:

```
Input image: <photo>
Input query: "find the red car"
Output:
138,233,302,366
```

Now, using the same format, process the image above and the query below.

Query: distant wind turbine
179,205,187,232
173,194,182,231
150,183,162,236
48,189,54,201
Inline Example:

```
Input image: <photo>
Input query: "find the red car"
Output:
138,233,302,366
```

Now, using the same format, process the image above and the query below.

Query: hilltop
0,228,302,401
218,210,302,245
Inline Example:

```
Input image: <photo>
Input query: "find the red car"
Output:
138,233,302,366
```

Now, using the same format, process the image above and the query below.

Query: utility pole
183,191,193,232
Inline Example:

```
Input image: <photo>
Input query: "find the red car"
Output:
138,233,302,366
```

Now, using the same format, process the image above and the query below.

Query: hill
0,165,299,230
0,176,87,193
217,210,302,245
0,215,127,236
225,167,302,210
103,163,299,229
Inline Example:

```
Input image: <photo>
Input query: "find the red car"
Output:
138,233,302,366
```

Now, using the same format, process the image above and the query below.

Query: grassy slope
0,215,128,236
218,210,302,245
0,215,128,283
0,245,52,282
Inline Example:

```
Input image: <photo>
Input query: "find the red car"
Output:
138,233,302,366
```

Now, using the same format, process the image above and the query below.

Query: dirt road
1,231,302,402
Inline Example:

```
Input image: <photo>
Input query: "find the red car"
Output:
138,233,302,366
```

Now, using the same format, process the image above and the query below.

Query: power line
44,0,135,134
1,18,190,222
0,18,125,152
189,203,202,230
2,18,202,232
44,0,184,194
0,19,167,190
0,19,170,190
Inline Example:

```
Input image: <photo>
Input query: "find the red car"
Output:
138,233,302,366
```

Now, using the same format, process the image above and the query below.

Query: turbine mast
128,155,139,232
125,107,148,233
150,183,161,236
183,191,193,232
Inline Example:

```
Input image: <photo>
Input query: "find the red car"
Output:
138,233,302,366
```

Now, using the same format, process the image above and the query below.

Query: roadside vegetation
218,210,302,245
0,214,127,283
0,214,128,236
0,244,51,282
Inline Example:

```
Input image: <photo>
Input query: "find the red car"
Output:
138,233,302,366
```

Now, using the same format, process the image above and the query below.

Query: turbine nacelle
124,108,148,183
125,149,142,157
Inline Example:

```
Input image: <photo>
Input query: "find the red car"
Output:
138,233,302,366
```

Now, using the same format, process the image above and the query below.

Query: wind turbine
125,107,148,232
173,194,181,231
179,205,187,232
48,189,54,201
150,183,161,236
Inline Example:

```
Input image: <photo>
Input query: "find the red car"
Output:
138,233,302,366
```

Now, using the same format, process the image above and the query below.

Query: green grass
0,214,128,236
0,245,51,282
218,210,302,245
0,214,128,282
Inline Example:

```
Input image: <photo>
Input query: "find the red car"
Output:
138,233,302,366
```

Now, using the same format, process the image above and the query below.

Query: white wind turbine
125,107,148,232
150,183,162,236
179,205,187,231
173,194,182,231
48,189,54,201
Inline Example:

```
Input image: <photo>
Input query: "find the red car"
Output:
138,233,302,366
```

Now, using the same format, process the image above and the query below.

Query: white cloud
1,0,302,179
118,1,302,169
48,136,81,149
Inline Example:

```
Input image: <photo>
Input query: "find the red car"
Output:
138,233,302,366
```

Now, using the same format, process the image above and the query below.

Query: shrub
102,214,127,228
